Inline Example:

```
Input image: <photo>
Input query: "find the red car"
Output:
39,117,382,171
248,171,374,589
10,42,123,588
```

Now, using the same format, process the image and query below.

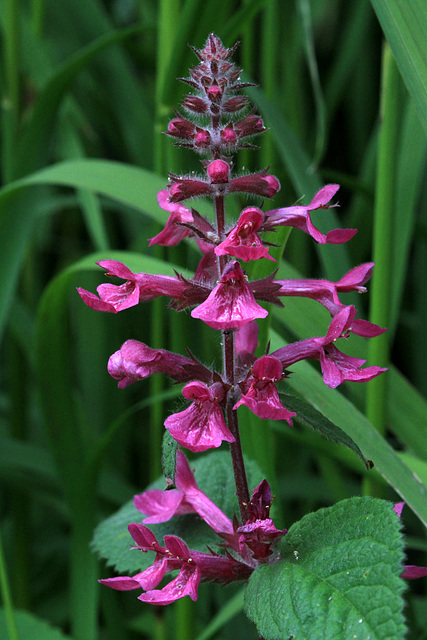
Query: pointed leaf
279,391,372,470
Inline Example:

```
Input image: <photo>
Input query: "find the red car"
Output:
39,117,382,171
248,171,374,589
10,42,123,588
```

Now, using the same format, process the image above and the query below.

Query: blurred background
1,0,427,638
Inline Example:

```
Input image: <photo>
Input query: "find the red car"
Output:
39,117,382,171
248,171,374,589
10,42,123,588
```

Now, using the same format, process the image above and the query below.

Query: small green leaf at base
162,430,178,483
244,496,406,640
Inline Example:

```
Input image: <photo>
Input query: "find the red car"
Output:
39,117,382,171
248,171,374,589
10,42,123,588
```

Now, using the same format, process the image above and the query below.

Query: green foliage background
0,1,427,639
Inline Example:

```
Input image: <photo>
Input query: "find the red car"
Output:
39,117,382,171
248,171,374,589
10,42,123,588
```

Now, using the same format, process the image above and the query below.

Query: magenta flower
100,524,252,605
237,480,286,560
234,356,296,425
108,340,212,388
235,321,259,357
149,190,216,250
134,451,235,539
393,503,427,580
215,207,275,262
263,184,357,244
273,306,387,389
275,263,386,337
148,190,194,246
77,260,187,313
191,261,268,330
164,381,234,452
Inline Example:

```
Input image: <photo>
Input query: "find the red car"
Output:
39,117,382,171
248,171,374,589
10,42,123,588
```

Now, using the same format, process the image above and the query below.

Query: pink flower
235,321,259,357
237,481,286,560
401,566,427,579
275,263,386,337
393,503,427,580
134,451,234,540
148,191,194,246
149,190,216,249
263,184,357,244
100,526,200,605
164,381,234,452
272,306,387,389
191,261,268,330
215,207,275,262
77,260,186,313
99,524,252,605
108,340,212,388
234,356,295,424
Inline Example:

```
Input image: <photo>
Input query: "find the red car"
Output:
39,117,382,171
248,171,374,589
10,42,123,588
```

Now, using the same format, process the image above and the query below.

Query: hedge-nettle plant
80,34,426,638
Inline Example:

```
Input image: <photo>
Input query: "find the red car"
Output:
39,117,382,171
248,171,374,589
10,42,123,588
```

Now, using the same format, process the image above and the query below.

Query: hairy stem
214,194,250,522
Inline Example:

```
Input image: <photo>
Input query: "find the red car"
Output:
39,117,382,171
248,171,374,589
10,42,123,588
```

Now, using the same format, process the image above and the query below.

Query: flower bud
221,127,237,143
229,170,280,198
194,130,211,147
223,96,250,112
235,114,266,138
182,95,208,113
207,159,230,184
263,174,281,197
168,176,211,202
206,85,222,101
167,117,196,139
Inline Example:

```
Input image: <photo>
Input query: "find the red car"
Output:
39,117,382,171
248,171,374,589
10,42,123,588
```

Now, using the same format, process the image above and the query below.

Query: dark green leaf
245,496,406,640
0,609,71,640
279,391,372,470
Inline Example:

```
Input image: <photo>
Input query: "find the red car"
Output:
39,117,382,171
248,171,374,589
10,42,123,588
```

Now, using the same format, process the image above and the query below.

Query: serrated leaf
279,391,372,470
245,496,406,640
93,451,264,574
162,431,179,483
0,609,71,640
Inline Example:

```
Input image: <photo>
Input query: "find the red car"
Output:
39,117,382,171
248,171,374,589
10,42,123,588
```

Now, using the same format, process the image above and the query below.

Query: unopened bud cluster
165,34,278,203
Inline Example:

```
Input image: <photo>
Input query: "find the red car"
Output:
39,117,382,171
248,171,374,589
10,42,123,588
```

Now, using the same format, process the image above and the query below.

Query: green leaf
279,391,372,471
193,588,245,640
93,451,264,574
245,496,406,640
14,26,142,178
370,0,427,136
162,431,179,483
0,609,71,640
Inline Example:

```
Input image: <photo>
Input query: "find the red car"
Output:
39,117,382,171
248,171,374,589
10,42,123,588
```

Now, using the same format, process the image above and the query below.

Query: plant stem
214,194,250,522
2,0,20,183
226,402,250,523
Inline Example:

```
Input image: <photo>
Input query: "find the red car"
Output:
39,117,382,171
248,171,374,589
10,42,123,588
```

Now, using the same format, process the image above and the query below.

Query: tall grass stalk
2,0,20,183
365,42,401,496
